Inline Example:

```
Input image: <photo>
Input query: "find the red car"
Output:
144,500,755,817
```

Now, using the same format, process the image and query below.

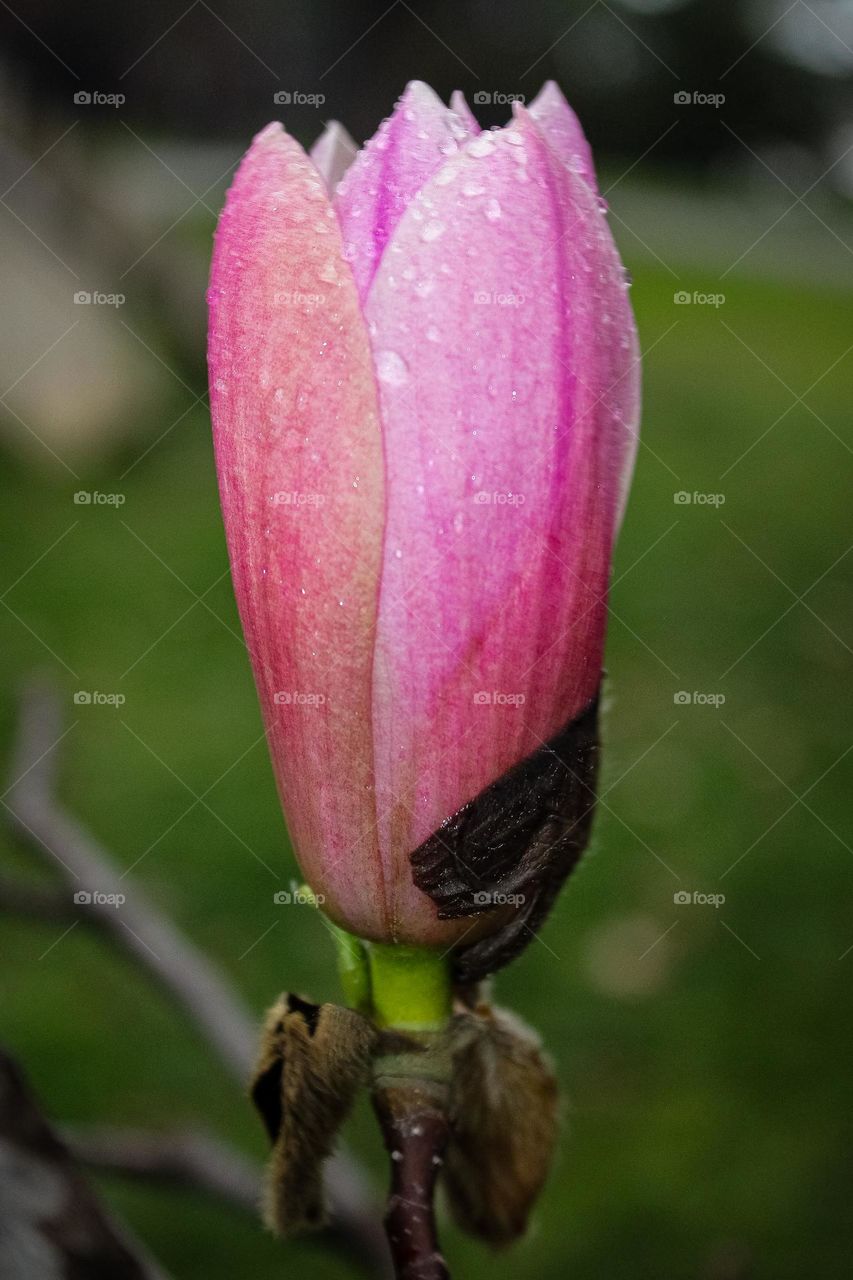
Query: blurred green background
1,3,852,1279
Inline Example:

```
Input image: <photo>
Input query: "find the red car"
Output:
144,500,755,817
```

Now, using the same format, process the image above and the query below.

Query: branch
66,1126,261,1216
3,679,390,1277
0,1045,171,1280
5,681,253,1079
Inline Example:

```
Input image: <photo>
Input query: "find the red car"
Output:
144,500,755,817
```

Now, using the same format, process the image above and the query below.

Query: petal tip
450,89,481,133
253,120,286,146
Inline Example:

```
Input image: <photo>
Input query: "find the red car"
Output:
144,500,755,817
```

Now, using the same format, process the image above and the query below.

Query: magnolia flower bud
208,82,639,966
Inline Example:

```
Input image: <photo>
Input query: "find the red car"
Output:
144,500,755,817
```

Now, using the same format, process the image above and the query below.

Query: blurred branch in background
1,680,391,1279
66,1126,261,1216
0,1045,170,1280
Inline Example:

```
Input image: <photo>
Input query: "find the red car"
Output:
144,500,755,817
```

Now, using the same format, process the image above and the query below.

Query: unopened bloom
208,82,639,968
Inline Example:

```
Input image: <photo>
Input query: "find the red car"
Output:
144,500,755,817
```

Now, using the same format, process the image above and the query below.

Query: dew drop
484,198,502,221
421,220,446,242
468,137,496,159
376,350,409,385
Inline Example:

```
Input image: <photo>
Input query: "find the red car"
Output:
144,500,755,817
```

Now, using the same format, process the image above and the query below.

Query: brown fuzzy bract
249,993,377,1236
443,1005,560,1246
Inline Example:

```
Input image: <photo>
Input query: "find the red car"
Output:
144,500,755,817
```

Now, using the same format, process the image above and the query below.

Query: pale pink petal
365,110,639,932
208,123,388,939
450,90,481,134
334,80,475,301
528,79,598,192
310,119,358,193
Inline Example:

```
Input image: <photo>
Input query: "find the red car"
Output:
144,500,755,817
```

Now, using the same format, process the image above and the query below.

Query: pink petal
364,110,639,931
450,90,481,134
208,123,388,939
528,80,598,192
334,80,475,301
309,119,357,193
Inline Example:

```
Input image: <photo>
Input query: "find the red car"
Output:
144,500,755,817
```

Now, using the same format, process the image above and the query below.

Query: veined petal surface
208,123,387,938
364,110,639,933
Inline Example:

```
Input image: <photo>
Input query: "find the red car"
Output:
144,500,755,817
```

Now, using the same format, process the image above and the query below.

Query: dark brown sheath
410,693,600,982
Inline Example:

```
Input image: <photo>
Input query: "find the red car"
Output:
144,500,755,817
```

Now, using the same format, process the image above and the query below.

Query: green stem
328,919,372,1015
367,943,452,1031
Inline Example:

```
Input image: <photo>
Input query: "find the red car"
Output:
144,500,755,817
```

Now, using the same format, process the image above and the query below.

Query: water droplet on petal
485,198,502,221
468,137,496,159
376,350,410,385
421,220,446,242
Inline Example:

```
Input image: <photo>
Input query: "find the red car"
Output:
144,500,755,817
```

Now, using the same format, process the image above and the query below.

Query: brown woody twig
2,679,390,1277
